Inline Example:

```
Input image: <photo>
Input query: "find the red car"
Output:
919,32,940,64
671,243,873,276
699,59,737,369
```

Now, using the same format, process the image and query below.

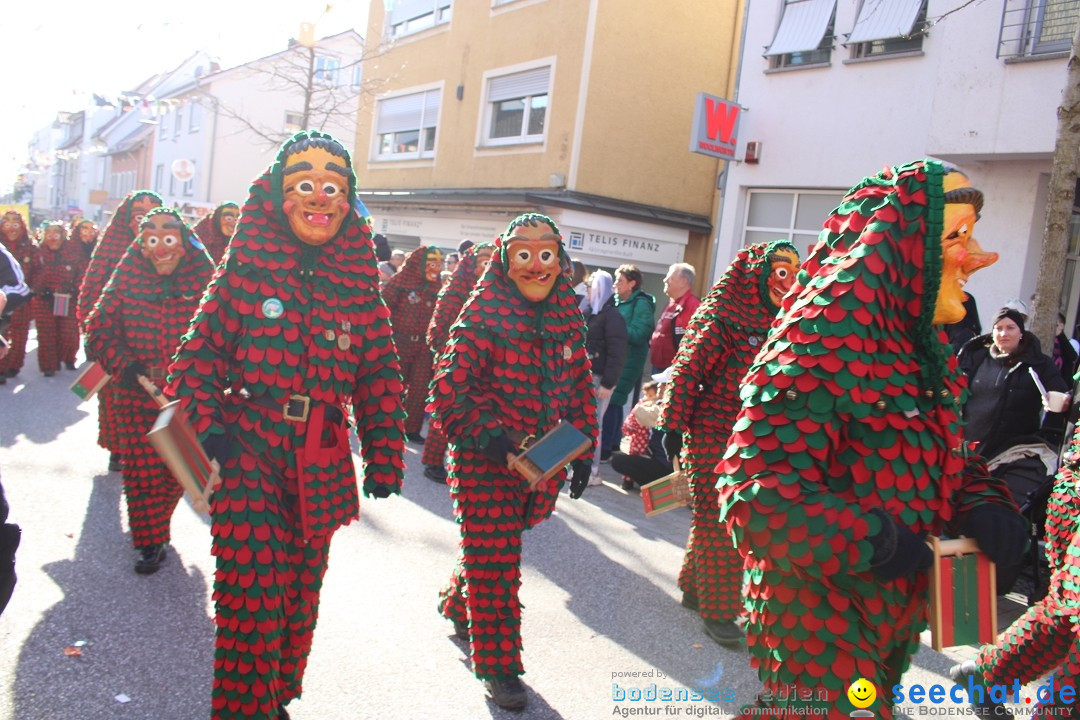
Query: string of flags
91,93,187,113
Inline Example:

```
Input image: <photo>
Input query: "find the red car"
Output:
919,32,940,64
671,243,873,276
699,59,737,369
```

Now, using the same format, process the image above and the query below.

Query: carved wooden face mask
504,224,561,302
281,147,351,246
765,247,799,307
42,225,65,251
425,248,444,283
933,171,997,325
140,213,187,276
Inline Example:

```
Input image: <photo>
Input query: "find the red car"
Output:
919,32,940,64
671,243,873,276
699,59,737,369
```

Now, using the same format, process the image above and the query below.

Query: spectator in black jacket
1053,312,1079,386
585,270,627,484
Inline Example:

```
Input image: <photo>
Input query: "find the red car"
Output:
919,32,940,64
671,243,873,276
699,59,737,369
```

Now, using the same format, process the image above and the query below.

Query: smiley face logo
847,678,876,709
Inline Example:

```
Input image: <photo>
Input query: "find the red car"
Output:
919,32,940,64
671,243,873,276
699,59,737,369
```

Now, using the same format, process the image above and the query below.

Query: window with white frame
169,172,176,197
183,162,195,197
351,64,363,88
189,101,202,132
172,106,182,136
285,111,304,134
765,0,837,70
314,56,340,84
388,0,452,38
742,190,844,252
154,164,164,194
158,113,168,139
847,0,926,59
483,66,550,146
374,88,440,160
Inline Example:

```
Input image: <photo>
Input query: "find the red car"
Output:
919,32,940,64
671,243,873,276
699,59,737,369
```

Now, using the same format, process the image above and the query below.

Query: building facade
356,0,746,297
713,0,1080,332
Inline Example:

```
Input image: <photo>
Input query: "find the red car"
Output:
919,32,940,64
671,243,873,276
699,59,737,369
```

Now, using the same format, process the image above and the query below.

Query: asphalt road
0,332,1051,719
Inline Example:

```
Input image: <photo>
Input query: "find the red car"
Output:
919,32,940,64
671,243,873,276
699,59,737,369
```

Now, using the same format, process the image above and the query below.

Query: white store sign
561,226,684,269
376,213,506,244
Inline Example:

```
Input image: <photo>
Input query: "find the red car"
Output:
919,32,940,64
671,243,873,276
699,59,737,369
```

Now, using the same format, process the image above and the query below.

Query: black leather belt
244,392,344,425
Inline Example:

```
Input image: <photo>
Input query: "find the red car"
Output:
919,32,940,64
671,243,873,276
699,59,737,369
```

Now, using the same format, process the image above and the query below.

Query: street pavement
0,331,1053,720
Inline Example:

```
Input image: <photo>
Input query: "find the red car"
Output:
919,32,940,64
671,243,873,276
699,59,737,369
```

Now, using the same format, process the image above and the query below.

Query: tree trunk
1031,20,1080,349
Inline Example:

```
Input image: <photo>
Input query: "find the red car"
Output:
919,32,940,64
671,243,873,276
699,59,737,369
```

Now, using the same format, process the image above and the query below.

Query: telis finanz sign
689,92,741,160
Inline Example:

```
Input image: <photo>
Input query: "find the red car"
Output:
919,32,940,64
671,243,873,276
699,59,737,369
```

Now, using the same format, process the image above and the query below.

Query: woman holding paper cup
959,306,1069,462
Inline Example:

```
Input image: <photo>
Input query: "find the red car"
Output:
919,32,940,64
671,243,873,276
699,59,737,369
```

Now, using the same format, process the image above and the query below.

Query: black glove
39,289,54,302
481,431,515,467
868,509,933,581
662,430,682,463
121,361,148,387
367,485,391,499
959,504,1029,569
201,425,234,466
569,460,590,499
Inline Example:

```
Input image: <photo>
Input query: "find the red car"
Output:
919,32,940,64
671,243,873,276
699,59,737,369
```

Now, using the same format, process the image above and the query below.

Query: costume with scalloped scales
421,243,492,471
716,161,1018,718
193,202,238,264
166,131,406,720
0,212,38,378
78,191,163,452
382,245,441,436
656,240,797,633
85,210,213,555
430,215,596,681
32,224,87,374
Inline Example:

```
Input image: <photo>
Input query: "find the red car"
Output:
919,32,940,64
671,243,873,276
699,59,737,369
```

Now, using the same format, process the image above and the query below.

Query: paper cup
1047,390,1070,413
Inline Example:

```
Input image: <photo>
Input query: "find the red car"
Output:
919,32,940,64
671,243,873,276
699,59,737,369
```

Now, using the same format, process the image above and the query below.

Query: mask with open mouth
139,209,188,276
281,145,352,246
504,223,561,302
425,248,443,283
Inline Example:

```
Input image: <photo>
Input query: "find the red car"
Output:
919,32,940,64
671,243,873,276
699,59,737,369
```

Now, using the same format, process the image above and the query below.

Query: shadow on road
12,474,214,719
0,347,92,448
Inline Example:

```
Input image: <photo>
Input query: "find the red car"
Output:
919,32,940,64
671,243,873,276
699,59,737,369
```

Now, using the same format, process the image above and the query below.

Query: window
765,0,837,69
998,0,1080,59
742,190,845,252
351,64,363,89
189,101,202,132
173,107,182,136
848,0,926,59
159,113,168,139
314,56,340,84
285,111,304,134
183,162,195,197
483,66,550,145
169,172,176,197
374,88,440,160
154,164,164,193
388,0,451,38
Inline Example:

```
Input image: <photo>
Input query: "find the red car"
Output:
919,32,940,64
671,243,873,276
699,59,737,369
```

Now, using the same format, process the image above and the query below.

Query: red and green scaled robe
79,191,163,453
32,236,87,373
381,246,440,435
0,218,38,377
656,240,795,625
192,202,236,264
166,132,405,720
429,231,596,679
970,412,1080,719
421,244,490,470
85,236,213,550
716,161,1016,719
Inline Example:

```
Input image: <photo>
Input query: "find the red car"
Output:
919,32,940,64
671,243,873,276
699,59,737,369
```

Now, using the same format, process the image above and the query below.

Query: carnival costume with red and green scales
429,217,596,680
32,225,87,374
193,202,238,264
84,210,213,552
78,191,163,453
382,245,441,436
0,212,38,378
656,240,796,629
716,161,1018,719
421,243,492,471
166,131,406,720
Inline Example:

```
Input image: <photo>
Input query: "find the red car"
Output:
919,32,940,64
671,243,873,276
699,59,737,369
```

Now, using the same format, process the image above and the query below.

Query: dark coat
959,332,1069,458
585,296,628,391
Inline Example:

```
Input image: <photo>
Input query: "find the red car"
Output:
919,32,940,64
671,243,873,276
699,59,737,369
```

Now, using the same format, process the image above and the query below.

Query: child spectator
611,379,673,491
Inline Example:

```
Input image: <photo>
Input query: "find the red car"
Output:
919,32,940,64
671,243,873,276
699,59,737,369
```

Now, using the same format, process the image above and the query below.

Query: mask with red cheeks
504,223,561,302
765,248,799,308
425,249,443,283
281,146,351,246
78,222,97,244
933,171,998,325
2,212,23,241
474,247,494,278
42,226,65,251
128,195,162,236
219,207,239,237
140,212,187,276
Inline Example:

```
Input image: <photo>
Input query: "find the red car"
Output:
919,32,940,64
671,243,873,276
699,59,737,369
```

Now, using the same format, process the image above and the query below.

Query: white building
713,0,1079,332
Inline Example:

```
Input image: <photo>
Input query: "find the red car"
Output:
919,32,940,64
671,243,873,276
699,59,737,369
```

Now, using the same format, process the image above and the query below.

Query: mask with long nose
932,171,998,325
505,223,561,302
281,147,351,246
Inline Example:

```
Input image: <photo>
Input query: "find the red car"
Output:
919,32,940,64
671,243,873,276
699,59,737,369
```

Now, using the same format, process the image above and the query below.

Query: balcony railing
998,0,1079,59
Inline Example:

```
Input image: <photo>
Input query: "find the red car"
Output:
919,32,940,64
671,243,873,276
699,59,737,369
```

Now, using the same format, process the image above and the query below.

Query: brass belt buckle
148,366,166,380
284,394,311,422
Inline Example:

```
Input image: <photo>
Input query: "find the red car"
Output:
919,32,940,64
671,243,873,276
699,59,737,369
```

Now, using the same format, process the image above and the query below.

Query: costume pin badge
749,336,760,347
408,291,420,304
563,344,572,360
324,329,336,341
262,298,284,319
338,334,351,351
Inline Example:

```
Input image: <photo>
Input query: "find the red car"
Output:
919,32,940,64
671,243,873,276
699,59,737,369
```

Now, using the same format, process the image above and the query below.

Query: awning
765,0,836,56
847,0,923,44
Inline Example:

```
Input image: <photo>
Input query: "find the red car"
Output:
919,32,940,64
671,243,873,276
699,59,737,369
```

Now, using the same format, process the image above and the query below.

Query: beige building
356,0,746,296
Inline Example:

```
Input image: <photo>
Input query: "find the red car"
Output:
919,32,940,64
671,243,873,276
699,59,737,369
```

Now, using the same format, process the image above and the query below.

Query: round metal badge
338,334,352,351
262,298,284,319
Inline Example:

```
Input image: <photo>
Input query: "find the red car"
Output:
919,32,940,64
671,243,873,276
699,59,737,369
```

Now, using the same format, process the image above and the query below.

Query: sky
0,1,371,194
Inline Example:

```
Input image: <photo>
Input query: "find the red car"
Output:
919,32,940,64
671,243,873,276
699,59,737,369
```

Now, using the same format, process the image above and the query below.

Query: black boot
108,452,122,472
134,544,167,575
484,675,527,710
424,464,448,483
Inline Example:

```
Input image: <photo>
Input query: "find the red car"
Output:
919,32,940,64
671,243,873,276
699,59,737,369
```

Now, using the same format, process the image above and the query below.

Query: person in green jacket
603,264,656,461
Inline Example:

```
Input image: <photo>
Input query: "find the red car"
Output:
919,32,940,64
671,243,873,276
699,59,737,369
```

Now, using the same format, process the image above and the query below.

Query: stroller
985,434,1060,605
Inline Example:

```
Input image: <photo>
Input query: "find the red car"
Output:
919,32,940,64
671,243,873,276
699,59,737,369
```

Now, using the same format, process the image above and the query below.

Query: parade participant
79,191,163,471
84,208,213,574
192,201,239,264
72,218,99,260
31,222,87,376
648,262,699,373
430,212,596,710
716,161,1026,718
382,245,443,442
0,211,38,383
166,130,405,720
657,239,798,646
0,242,30,368
421,242,494,482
